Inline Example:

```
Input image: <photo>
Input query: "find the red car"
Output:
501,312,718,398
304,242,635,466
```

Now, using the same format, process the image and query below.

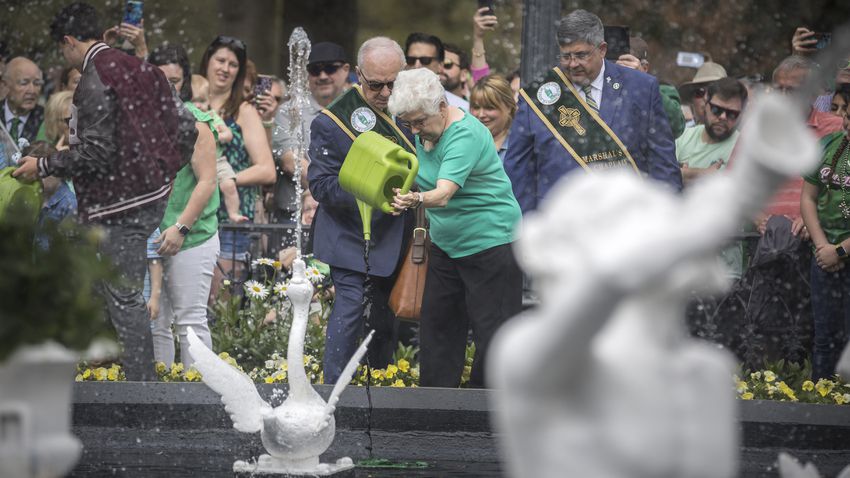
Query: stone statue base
233,455,355,477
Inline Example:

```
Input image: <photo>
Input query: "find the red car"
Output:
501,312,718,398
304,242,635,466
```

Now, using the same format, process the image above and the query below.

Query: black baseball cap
308,42,347,65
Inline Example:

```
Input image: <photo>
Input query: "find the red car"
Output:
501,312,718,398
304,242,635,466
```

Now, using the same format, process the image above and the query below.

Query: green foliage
209,259,329,371
0,199,116,361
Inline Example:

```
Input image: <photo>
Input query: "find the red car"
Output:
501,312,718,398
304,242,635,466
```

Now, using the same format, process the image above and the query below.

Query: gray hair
556,9,604,47
357,36,405,72
772,55,815,83
388,68,445,117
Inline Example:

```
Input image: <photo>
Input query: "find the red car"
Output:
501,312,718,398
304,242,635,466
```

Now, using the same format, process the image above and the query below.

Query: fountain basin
70,382,850,477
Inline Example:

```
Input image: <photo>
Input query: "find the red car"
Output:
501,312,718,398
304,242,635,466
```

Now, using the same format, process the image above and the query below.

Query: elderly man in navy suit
308,37,414,383
504,9,682,213
2,57,44,145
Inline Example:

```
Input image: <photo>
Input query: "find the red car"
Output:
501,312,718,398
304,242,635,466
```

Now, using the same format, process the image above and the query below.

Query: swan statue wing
323,330,375,417
187,327,271,433
778,452,822,478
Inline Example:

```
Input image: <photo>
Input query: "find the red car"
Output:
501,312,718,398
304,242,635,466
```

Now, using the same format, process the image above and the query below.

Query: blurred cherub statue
488,94,820,478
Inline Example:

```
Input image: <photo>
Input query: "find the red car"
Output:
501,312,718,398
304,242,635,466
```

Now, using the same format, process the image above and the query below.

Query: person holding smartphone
102,0,148,60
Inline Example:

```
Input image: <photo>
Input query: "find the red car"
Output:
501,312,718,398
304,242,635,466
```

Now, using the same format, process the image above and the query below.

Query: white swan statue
188,259,372,475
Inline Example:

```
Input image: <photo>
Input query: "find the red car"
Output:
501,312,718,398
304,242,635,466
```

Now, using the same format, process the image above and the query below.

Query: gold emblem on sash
558,106,585,136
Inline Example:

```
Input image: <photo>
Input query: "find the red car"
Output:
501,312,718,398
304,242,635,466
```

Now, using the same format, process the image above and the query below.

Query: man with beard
441,43,470,102
503,9,681,213
676,77,747,186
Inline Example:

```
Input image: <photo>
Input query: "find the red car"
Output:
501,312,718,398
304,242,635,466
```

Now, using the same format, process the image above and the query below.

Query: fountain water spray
184,28,374,477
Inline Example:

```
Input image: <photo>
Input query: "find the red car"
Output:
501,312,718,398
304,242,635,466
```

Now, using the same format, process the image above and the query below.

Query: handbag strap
411,204,428,264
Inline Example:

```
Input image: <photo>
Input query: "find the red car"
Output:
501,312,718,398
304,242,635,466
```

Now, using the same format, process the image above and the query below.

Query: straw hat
679,62,727,99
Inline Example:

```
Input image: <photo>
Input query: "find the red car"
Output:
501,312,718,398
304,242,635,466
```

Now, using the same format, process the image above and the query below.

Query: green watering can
339,131,418,241
0,167,42,223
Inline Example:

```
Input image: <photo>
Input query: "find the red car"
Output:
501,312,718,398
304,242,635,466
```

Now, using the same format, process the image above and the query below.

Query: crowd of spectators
4,1,850,384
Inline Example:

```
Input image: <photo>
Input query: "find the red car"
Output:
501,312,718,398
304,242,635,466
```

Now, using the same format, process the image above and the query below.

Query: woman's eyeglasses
213,35,246,52
358,68,394,92
708,102,741,121
307,62,343,77
398,115,430,130
693,86,707,100
406,55,436,67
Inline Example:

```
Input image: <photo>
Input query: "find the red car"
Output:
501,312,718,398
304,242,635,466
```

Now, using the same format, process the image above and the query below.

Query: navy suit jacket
504,60,682,213
307,113,413,277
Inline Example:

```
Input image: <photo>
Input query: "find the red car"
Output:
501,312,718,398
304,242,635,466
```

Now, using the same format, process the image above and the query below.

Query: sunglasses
358,68,394,92
693,86,707,99
443,60,457,69
213,35,245,52
307,62,343,77
406,55,435,67
708,102,741,121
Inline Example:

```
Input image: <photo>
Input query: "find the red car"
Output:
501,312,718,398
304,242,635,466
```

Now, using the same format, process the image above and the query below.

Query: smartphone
603,25,630,61
477,0,494,16
123,0,143,26
812,32,832,50
676,51,705,69
254,75,273,103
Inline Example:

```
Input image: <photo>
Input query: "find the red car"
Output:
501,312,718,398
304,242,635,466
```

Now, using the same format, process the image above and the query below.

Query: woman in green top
149,46,221,367
801,99,850,380
389,68,522,388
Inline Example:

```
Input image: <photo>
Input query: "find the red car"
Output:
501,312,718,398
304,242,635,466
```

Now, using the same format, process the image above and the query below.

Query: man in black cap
271,41,349,227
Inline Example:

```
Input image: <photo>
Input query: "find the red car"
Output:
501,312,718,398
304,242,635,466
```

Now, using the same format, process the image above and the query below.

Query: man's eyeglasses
307,62,344,77
398,115,430,130
708,102,741,121
406,55,436,67
357,68,394,92
213,35,246,52
557,46,598,64
443,60,457,69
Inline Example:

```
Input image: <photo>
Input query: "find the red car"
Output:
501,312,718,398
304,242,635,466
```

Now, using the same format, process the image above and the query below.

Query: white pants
152,233,220,367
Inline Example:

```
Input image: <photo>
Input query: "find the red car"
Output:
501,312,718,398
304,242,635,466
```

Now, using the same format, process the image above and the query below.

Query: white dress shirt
574,62,605,110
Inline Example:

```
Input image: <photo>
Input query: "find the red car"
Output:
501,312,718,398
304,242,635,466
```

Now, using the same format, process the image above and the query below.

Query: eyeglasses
307,62,343,77
398,115,431,130
357,68,394,92
406,55,436,67
557,46,598,64
212,35,245,52
443,60,457,69
708,102,741,121
693,86,707,99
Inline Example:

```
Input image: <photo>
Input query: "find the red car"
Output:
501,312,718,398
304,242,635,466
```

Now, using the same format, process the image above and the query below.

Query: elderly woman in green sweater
389,67,522,388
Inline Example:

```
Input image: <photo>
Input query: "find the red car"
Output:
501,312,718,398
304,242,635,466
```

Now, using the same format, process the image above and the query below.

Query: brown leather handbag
389,205,429,321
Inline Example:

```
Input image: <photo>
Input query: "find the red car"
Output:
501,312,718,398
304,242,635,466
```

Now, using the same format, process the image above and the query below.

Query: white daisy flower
307,266,324,284
244,280,269,299
252,257,275,267
273,282,288,297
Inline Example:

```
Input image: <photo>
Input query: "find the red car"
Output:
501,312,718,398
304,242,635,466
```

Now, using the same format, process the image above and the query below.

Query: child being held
190,74,247,223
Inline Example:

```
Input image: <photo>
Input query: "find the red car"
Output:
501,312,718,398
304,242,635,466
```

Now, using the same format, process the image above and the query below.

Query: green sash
321,86,415,153
521,67,639,173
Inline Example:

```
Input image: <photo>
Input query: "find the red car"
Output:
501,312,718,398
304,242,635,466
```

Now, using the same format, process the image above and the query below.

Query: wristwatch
837,245,847,260
175,222,191,236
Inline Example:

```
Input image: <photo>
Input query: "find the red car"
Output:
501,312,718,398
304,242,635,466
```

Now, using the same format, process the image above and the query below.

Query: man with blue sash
504,9,682,213
308,37,414,384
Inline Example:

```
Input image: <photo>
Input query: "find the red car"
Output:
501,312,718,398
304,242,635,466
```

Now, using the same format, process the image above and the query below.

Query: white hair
388,68,445,117
357,36,405,72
